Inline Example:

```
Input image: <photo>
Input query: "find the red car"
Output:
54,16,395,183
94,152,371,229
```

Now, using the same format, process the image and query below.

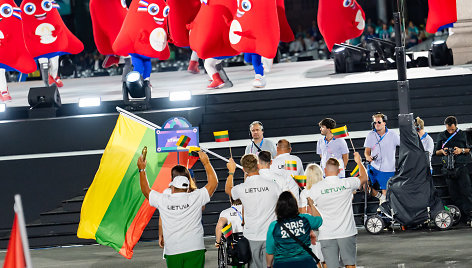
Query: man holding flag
137,151,218,268
271,139,305,177
317,118,350,178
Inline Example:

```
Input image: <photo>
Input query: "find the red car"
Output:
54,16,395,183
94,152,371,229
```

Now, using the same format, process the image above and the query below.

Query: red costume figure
317,0,365,51
229,0,279,59
20,0,84,87
113,0,170,81
276,0,294,43
90,0,128,68
0,0,37,101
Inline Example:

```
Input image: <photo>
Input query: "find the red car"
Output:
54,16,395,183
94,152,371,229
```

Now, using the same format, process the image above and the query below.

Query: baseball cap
169,176,190,189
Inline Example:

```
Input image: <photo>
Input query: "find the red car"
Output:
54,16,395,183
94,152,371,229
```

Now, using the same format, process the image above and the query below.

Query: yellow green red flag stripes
331,125,349,138
285,160,297,171
350,165,360,177
77,114,172,259
214,130,229,142
176,135,191,148
222,223,233,238
292,175,307,188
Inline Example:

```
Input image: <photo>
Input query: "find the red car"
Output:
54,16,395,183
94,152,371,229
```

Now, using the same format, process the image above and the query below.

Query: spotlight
333,44,369,73
0,103,5,113
169,91,191,101
429,40,453,66
123,71,151,110
79,97,101,107
27,84,61,118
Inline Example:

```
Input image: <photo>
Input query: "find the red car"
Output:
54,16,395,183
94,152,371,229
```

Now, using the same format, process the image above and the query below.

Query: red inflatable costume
20,0,83,59
113,0,170,60
229,0,279,59
189,0,238,60
276,0,294,43
167,0,200,48
90,0,128,56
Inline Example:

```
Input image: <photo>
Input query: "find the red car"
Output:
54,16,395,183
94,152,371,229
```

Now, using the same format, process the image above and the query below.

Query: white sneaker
252,74,266,88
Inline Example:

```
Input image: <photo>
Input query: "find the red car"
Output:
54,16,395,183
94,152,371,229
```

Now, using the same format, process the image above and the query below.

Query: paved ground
1,225,472,267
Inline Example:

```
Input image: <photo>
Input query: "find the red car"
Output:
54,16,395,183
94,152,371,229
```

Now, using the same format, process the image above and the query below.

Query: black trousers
446,165,472,221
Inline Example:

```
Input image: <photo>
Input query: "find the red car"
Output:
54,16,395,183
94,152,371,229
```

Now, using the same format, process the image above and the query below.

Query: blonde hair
415,117,424,130
304,163,323,190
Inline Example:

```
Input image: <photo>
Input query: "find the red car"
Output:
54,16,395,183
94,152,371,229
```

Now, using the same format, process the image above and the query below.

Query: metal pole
393,0,411,114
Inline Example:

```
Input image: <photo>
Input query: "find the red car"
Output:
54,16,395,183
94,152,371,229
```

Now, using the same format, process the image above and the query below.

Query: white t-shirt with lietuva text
259,168,300,204
316,137,350,177
219,205,244,233
270,153,305,176
149,187,210,255
308,176,360,240
364,129,400,172
231,175,282,241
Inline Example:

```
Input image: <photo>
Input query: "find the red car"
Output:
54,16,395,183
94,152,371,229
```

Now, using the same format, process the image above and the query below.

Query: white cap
169,176,190,189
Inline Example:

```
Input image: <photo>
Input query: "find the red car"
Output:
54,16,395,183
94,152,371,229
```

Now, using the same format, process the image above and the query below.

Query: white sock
49,56,59,78
190,51,199,62
0,69,6,93
204,58,222,79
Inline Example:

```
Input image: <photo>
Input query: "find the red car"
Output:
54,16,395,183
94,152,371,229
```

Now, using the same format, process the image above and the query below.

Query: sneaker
102,55,120,69
0,93,4,102
48,75,63,87
252,74,266,88
1,88,11,101
207,73,224,89
187,60,200,74
48,74,55,85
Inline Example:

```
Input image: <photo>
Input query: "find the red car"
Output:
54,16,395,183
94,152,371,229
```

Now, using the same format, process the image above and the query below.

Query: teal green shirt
266,214,322,262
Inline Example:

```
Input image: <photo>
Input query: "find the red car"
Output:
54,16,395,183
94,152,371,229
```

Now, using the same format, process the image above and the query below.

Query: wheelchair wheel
434,210,453,230
446,205,461,225
217,239,228,268
365,215,384,234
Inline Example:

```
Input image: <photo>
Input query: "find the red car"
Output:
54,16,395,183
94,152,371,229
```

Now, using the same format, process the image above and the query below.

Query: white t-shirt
308,176,360,240
316,137,349,177
219,205,244,233
299,188,309,208
420,133,434,170
245,138,277,158
231,175,282,241
364,129,400,172
259,168,300,204
149,187,210,255
270,153,305,176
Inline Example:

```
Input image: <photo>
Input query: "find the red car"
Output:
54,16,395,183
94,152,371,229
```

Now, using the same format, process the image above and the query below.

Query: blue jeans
244,53,263,76
130,54,152,79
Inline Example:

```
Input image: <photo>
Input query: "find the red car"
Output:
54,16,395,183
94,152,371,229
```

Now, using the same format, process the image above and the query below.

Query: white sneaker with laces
252,74,266,88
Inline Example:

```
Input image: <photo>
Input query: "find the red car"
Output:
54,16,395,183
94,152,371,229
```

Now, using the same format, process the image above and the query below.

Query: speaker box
28,85,62,108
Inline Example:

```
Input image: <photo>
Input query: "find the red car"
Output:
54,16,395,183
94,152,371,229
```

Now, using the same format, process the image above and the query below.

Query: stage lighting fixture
429,40,453,66
79,97,101,107
333,44,369,73
125,71,145,98
169,90,191,101
123,71,151,110
27,85,62,118
0,103,5,113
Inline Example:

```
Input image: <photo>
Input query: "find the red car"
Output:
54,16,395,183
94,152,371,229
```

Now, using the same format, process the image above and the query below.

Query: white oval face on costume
0,30,4,39
35,23,57,44
229,20,242,45
149,27,167,51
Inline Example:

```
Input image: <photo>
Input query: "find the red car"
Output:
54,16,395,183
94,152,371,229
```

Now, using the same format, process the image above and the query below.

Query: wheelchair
217,233,245,268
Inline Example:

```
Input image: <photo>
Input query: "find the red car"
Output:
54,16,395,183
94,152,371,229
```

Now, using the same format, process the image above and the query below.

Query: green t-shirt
266,214,323,262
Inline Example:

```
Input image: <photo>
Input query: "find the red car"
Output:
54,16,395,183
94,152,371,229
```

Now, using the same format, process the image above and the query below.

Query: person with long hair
266,191,322,268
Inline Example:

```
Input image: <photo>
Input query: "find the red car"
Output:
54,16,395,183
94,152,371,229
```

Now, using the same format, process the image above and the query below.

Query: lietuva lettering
230,212,238,216
321,185,347,194
245,186,270,193
167,204,190,210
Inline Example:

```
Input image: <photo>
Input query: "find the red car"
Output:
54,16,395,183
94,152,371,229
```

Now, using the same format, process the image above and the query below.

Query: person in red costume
90,0,128,69
113,0,170,89
229,0,279,88
20,0,83,88
189,0,238,89
0,0,37,102
167,0,202,74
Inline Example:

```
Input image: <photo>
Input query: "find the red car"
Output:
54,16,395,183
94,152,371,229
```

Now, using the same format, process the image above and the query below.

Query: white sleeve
197,187,211,206
316,139,322,155
231,185,242,200
149,190,163,209
346,177,361,190
219,209,228,219
341,139,350,154
245,144,251,155
297,157,305,176
364,132,375,148
299,189,307,208
394,132,400,146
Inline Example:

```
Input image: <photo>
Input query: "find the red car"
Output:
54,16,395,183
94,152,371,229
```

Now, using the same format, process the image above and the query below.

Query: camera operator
435,116,472,225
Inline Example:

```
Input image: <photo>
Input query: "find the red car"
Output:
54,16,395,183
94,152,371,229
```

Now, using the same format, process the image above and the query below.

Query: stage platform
6,59,472,108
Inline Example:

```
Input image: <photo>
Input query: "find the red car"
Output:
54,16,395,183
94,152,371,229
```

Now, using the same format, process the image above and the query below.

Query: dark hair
171,165,191,179
318,118,336,129
444,116,458,126
230,197,242,206
275,191,299,221
258,151,272,164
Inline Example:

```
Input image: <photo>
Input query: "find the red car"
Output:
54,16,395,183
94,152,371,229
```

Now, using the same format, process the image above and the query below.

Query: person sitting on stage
226,154,281,268
245,121,277,158
415,117,434,172
364,113,399,203
266,191,323,268
317,118,349,178
271,139,305,176
435,116,472,225
137,151,217,268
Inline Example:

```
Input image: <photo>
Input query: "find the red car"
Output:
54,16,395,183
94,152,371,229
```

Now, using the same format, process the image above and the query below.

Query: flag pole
348,136,356,153
229,144,233,159
201,147,243,170
14,194,33,268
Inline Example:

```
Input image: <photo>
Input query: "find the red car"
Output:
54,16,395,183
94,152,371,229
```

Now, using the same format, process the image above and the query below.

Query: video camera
444,148,455,170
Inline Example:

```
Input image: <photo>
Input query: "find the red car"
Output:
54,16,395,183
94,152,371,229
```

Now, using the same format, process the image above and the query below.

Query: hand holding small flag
213,130,232,157
176,135,191,148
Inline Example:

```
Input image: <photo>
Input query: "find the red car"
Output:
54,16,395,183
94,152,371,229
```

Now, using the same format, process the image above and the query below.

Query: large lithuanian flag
77,113,197,259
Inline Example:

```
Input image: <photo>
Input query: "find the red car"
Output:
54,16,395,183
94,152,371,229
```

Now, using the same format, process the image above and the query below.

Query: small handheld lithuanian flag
331,125,349,139
214,130,230,142
222,223,233,238
350,165,360,177
285,160,297,171
176,135,191,148
292,175,307,188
